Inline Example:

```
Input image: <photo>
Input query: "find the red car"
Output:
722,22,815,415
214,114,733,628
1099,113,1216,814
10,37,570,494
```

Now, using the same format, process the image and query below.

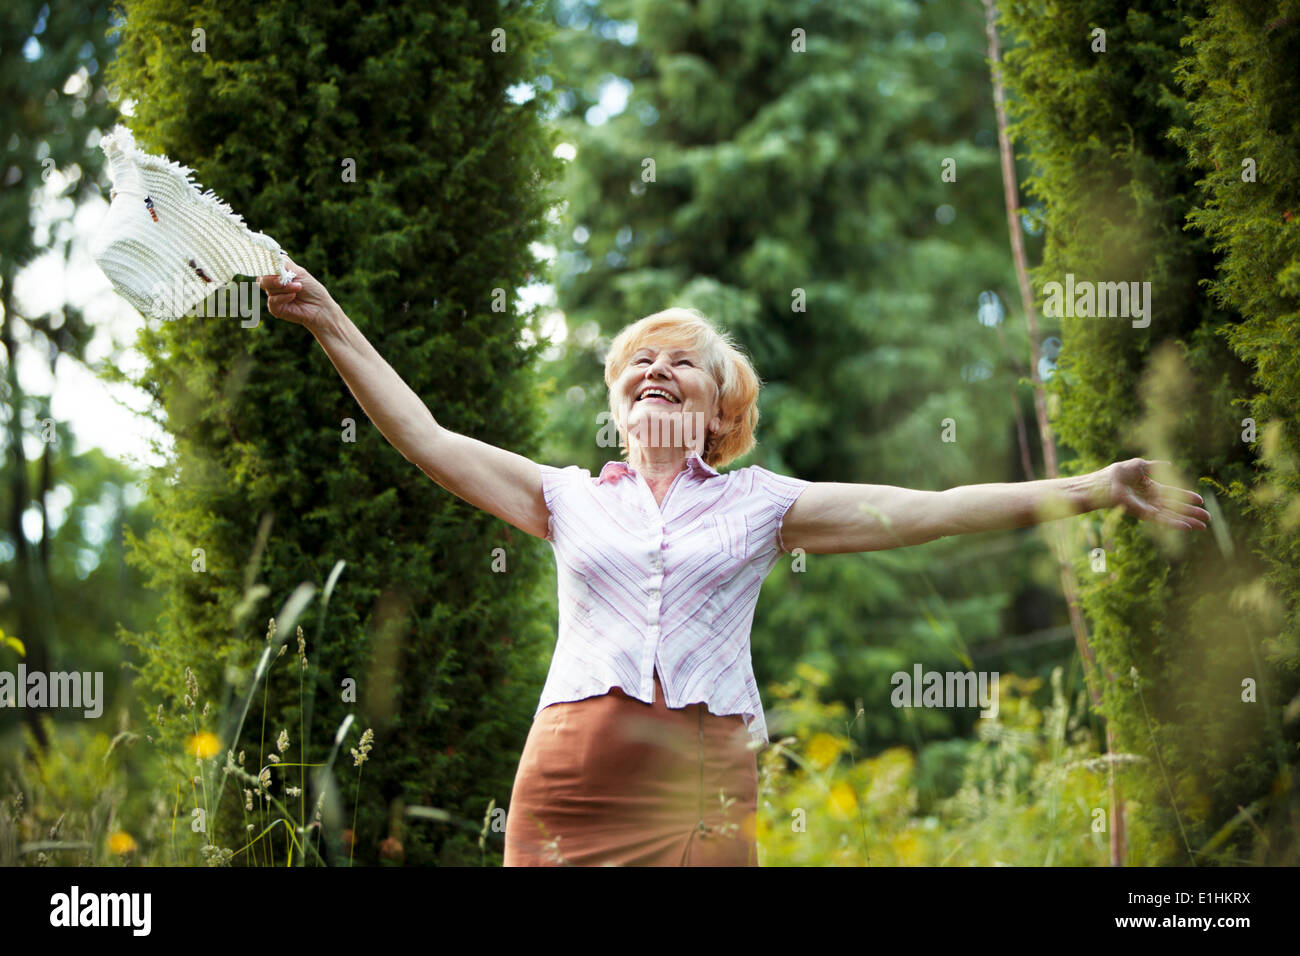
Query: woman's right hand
260,258,336,331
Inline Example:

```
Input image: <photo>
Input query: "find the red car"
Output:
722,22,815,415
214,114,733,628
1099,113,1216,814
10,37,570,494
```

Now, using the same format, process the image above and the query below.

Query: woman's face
615,343,720,455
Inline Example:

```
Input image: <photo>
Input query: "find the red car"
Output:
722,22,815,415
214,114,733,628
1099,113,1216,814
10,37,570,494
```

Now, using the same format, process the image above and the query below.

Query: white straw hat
90,124,295,320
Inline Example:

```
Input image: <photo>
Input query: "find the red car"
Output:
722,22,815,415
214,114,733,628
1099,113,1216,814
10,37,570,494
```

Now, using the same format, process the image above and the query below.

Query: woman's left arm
780,458,1209,554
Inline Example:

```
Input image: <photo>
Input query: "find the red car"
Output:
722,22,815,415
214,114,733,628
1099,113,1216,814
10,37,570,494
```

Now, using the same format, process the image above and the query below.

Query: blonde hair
603,307,761,470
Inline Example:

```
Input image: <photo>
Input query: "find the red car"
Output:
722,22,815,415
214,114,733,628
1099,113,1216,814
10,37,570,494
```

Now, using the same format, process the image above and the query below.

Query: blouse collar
597,449,720,484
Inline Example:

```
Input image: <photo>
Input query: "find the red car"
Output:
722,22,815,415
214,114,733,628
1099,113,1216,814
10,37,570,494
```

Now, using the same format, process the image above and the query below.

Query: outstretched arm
780,458,1209,554
260,262,551,540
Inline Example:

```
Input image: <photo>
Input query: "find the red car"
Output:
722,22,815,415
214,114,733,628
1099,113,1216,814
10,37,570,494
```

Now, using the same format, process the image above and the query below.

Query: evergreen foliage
999,0,1299,862
105,0,562,864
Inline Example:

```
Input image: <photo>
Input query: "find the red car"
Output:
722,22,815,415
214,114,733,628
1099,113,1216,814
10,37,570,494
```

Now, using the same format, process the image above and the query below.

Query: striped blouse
535,449,811,746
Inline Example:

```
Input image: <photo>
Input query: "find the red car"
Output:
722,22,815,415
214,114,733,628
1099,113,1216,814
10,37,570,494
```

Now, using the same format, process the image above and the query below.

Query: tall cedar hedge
999,0,1299,862
1171,0,1300,741
106,0,562,865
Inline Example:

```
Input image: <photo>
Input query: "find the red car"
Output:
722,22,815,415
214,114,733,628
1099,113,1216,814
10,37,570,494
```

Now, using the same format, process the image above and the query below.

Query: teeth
638,388,678,403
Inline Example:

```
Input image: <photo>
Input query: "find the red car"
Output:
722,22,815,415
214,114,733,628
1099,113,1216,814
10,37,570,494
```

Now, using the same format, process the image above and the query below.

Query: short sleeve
747,465,811,554
537,462,591,544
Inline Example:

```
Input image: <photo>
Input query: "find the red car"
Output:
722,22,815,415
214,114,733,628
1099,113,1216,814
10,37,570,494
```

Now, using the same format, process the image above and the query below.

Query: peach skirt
504,671,759,866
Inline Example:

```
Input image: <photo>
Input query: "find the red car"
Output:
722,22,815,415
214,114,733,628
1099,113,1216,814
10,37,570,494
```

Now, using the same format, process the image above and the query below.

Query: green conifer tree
106,0,562,864
999,0,1299,862
1170,0,1300,863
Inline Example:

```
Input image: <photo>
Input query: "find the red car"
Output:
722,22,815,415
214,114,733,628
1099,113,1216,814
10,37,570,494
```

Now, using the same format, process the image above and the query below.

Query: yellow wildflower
186,732,221,759
806,732,843,769
828,781,858,818
108,831,138,855
891,831,923,866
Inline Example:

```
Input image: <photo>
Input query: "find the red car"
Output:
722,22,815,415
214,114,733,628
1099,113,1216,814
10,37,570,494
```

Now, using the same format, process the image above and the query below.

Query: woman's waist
536,673,750,737
529,676,755,778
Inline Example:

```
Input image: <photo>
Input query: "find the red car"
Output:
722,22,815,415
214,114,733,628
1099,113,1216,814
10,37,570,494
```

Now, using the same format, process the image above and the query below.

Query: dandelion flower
108,831,138,855
186,731,222,759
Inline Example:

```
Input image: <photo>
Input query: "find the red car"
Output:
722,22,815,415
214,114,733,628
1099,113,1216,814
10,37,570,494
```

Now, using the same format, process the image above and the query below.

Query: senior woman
261,261,1210,867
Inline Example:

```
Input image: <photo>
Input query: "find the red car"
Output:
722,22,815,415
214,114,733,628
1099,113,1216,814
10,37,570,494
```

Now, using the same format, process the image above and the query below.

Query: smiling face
614,344,722,460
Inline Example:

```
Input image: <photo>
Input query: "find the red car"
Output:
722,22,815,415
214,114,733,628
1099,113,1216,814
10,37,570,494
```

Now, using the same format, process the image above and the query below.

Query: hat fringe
98,123,138,157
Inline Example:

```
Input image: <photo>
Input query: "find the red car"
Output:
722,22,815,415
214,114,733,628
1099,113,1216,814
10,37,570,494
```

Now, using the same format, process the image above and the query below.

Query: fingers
1149,479,1203,505
1149,482,1210,521
1164,504,1201,535
261,257,305,290
1125,485,1210,530
1170,511,1207,530
1149,506,1202,531
265,292,298,318
260,273,301,293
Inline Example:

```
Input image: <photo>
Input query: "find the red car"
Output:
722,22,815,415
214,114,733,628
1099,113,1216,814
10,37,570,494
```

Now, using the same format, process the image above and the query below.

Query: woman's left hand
1105,458,1210,530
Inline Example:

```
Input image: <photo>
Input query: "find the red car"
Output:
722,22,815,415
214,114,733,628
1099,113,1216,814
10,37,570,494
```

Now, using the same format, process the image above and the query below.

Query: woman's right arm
261,261,551,541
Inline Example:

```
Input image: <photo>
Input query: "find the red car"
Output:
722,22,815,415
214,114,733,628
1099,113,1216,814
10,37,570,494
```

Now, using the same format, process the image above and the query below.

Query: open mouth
636,387,680,404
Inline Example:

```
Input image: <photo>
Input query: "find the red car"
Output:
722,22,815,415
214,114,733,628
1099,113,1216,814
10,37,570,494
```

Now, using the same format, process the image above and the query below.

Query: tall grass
757,663,1121,865
2,558,390,866
5,555,1292,866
